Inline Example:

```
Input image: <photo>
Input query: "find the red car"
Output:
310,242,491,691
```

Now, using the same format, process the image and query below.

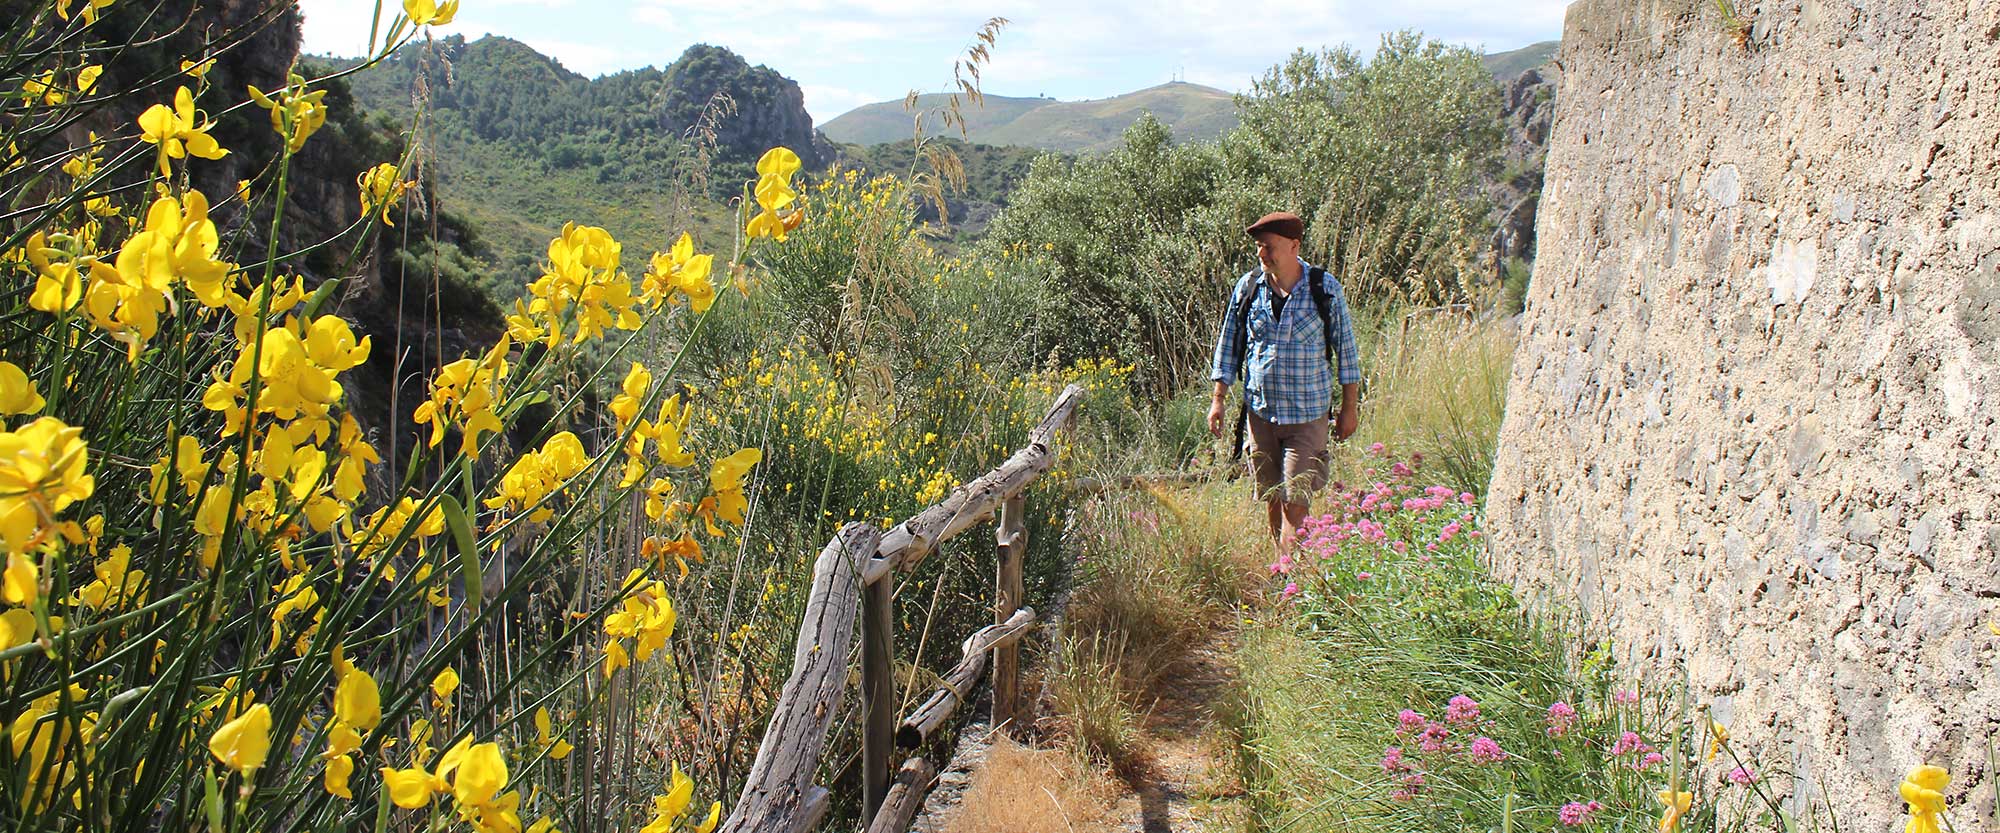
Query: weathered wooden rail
718,384,1086,833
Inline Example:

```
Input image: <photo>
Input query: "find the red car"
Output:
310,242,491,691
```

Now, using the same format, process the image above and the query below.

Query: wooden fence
718,383,1087,833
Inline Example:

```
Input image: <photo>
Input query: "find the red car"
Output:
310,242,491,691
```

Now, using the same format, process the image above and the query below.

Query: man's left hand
1335,405,1358,441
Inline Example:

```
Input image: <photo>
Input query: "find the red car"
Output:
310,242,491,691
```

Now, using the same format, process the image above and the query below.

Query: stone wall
1485,0,2000,826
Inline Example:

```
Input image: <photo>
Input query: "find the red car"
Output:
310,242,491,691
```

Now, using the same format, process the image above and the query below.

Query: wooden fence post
992,493,1026,735
862,566,895,819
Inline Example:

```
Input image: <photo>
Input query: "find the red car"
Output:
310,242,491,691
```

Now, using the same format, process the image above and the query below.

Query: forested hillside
324,37,833,298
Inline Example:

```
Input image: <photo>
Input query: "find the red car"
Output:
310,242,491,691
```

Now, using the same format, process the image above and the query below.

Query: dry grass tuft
943,737,1126,833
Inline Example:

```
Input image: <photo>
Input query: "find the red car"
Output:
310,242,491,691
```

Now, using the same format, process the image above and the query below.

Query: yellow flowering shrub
0,8,796,828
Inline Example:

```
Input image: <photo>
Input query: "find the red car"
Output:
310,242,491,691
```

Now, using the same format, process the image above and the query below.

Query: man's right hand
1207,397,1227,438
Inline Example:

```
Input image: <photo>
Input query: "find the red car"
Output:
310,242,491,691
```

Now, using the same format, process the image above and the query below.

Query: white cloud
518,38,633,77
633,5,675,28
801,84,885,124
301,0,1566,113
298,0,477,56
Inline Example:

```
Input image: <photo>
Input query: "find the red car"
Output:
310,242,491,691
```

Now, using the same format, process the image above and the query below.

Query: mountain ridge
825,41,1560,154
823,81,1236,153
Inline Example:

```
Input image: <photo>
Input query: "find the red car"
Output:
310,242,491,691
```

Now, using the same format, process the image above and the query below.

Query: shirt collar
1258,257,1312,293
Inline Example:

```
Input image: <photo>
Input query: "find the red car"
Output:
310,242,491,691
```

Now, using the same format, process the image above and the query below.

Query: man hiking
1206,211,1361,554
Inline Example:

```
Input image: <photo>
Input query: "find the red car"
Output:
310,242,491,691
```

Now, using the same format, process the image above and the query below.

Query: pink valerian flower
1467,736,1506,763
1546,701,1578,737
1368,441,1387,457
1356,571,1373,581
1608,731,1648,757
1418,554,1433,564
1380,746,1410,772
1355,519,1388,543
1391,540,1409,554
1637,751,1666,771
1395,709,1427,736
1389,770,1427,801
1417,721,1451,753
1728,766,1756,785
1269,552,1295,575
1438,521,1462,543
1445,696,1480,725
1459,492,1477,505
1281,582,1300,601
1389,461,1414,478
1613,689,1638,704
1557,801,1604,826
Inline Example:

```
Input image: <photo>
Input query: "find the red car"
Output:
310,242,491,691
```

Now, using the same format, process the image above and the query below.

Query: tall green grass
1335,312,1514,497
1231,454,1852,833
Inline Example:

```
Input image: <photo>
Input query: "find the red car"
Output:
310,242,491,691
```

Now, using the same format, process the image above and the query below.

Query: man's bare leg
1268,499,1311,554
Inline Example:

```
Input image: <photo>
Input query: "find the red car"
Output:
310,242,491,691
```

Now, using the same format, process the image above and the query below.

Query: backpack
1228,265,1342,461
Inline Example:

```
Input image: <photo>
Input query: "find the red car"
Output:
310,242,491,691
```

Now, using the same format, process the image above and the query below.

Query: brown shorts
1246,412,1329,506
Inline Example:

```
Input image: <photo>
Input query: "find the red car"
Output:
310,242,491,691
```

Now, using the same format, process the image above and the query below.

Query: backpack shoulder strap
1230,268,1261,375
1307,266,1337,366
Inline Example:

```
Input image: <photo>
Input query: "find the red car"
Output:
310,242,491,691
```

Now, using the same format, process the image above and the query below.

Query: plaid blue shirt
1210,260,1362,425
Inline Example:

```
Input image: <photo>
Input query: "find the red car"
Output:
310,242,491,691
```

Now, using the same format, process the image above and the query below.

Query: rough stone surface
1486,0,2000,827
1488,66,1562,279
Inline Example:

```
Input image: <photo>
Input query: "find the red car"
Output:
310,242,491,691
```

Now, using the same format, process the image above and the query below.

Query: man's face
1254,233,1298,271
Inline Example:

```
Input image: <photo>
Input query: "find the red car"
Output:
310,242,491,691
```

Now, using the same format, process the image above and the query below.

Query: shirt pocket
1247,305,1275,342
1291,308,1322,343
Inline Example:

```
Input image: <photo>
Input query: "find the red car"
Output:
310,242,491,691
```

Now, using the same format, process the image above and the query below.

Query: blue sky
299,0,1568,123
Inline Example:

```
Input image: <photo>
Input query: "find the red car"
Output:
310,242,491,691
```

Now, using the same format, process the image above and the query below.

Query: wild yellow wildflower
411,336,509,455
485,431,589,522
0,608,36,650
638,763,697,833
57,0,116,24
209,703,273,773
0,417,94,555
448,741,508,808
334,665,382,731
509,223,641,346
643,232,716,311
1655,789,1691,833
358,162,413,225
248,78,329,152
137,86,229,176
71,544,143,608
746,147,802,241
0,361,45,415
693,448,761,534
323,753,355,798
611,362,650,431
404,0,459,26
379,763,436,808
1900,765,1948,833
534,706,572,760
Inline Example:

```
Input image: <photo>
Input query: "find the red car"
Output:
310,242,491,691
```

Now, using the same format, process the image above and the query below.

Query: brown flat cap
1246,211,1304,241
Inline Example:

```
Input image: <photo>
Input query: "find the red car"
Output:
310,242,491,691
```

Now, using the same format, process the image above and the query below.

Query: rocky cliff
1488,66,1559,281
661,44,834,169
1487,0,2000,827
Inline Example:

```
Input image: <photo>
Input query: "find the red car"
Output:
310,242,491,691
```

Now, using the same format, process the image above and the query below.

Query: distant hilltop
822,81,1238,154
827,42,1559,154
1482,40,1559,81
